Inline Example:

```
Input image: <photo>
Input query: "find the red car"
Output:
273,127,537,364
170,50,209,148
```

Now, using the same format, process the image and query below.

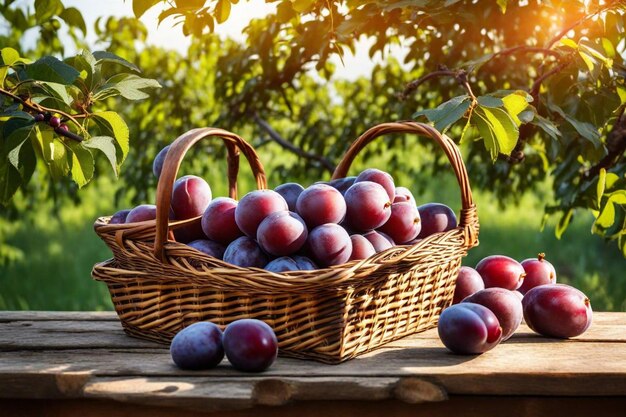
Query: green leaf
215,0,231,24
602,38,616,59
560,38,578,49
83,136,118,176
502,91,532,126
496,0,507,13
473,110,498,160
476,95,503,108
578,50,596,73
6,126,34,172
1,47,20,66
59,7,86,35
34,0,64,24
475,106,519,157
533,115,561,140
617,86,626,105
413,95,471,132
25,56,80,85
92,51,140,72
556,209,573,239
0,156,21,205
597,168,607,208
94,74,160,101
92,112,129,165
550,105,600,147
38,82,73,107
293,0,315,13
66,141,94,187
133,0,162,19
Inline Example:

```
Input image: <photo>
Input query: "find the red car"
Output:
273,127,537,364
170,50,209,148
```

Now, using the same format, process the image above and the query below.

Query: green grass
1,168,625,312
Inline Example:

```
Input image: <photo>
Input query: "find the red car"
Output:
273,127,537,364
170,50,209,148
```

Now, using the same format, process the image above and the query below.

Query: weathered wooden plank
1,313,623,352
0,311,118,322
1,339,625,395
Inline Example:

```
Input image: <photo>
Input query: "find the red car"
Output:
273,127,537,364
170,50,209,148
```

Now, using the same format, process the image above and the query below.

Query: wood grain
0,311,624,413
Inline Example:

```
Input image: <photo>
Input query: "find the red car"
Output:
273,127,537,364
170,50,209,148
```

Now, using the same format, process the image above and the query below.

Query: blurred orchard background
1,0,625,311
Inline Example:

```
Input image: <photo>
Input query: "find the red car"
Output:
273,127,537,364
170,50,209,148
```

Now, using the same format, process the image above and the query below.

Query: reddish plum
377,202,421,244
126,204,157,223
355,168,395,200
296,184,346,228
223,236,268,268
462,288,523,341
362,230,394,252
293,255,318,270
519,253,557,295
344,181,391,231
438,303,502,354
153,144,171,179
393,187,415,204
109,209,131,224
223,319,278,372
476,255,526,290
257,211,308,256
307,223,352,267
171,175,212,220
187,239,226,259
265,257,300,273
417,203,457,238
523,284,592,338
170,322,224,370
329,176,357,195
201,197,243,244
452,266,485,304
274,182,305,212
235,190,288,237
349,234,376,261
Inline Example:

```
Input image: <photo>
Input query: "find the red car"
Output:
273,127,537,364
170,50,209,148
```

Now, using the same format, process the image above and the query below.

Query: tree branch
400,69,456,100
252,114,336,173
544,3,616,50
491,46,562,61
0,86,86,140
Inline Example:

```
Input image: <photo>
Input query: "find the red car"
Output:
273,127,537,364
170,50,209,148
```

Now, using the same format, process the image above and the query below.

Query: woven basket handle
154,127,267,261
332,121,478,247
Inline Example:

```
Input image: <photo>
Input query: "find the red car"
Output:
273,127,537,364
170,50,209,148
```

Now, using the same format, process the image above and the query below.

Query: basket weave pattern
92,121,479,363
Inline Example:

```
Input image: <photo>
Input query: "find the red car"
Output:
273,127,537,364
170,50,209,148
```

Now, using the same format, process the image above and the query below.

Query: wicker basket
92,121,479,364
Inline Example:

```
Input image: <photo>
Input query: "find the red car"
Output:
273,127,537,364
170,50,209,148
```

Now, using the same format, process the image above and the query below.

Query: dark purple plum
519,253,557,295
274,182,305,212
362,230,394,252
173,220,206,243
292,255,318,270
170,322,224,370
307,223,352,267
355,168,395,200
264,256,300,273
349,234,376,261
462,288,522,341
153,144,171,179
438,303,502,355
109,209,131,224
453,266,485,304
171,175,212,221
377,202,421,244
476,255,526,290
329,176,357,195
523,284,592,338
344,181,392,231
417,203,457,238
187,239,226,259
223,236,268,268
296,184,346,228
257,211,308,256
393,187,415,204
201,197,243,244
223,319,278,372
126,204,157,223
235,190,288,238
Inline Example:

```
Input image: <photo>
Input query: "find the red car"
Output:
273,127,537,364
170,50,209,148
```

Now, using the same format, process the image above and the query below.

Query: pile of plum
109,145,458,271
440,254,593,354
170,318,278,372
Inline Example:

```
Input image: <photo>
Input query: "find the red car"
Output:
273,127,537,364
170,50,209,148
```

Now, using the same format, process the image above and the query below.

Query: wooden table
1,311,625,417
